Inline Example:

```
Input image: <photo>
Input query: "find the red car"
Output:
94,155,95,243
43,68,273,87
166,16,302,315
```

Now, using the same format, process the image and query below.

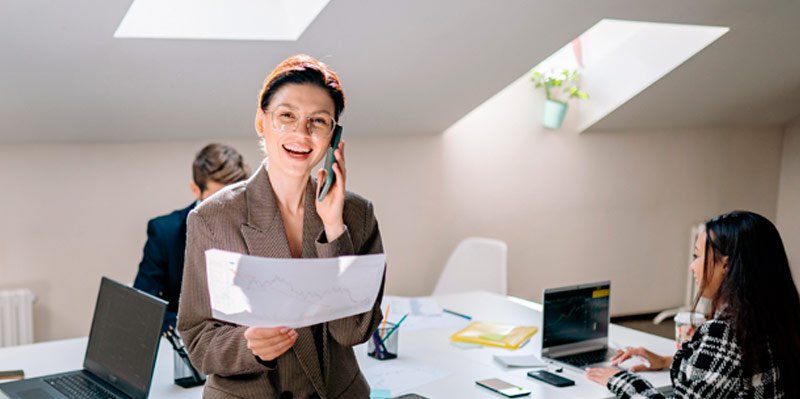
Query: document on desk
205,249,386,328
363,362,448,395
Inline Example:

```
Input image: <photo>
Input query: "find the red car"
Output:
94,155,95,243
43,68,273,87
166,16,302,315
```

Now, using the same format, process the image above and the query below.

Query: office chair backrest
433,237,508,296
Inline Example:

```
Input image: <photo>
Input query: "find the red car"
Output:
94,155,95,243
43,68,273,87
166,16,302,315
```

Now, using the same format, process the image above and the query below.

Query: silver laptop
541,281,616,370
0,277,167,399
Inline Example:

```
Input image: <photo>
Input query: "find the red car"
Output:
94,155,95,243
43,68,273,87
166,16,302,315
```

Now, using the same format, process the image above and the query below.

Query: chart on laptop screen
543,285,610,348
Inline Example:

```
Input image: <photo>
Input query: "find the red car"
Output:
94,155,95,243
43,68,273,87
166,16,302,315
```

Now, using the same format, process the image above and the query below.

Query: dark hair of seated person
697,210,800,397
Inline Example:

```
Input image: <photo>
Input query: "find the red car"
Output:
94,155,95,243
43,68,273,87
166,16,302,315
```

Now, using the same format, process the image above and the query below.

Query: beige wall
0,137,446,342
778,117,800,289
0,140,262,341
440,74,785,315
0,116,787,342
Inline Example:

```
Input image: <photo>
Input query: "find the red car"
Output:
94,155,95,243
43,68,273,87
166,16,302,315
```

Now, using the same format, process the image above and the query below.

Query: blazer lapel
240,164,292,259
302,178,322,259
239,165,327,398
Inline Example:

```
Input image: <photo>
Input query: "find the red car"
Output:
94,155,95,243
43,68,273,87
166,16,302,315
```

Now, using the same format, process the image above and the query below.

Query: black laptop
540,281,616,370
0,277,167,399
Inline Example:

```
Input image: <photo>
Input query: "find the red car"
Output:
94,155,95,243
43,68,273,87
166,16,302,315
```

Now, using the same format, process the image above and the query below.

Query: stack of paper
493,354,547,368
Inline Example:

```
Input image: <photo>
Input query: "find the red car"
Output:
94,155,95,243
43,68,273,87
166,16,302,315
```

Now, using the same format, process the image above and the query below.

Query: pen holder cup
368,322,398,360
173,350,206,388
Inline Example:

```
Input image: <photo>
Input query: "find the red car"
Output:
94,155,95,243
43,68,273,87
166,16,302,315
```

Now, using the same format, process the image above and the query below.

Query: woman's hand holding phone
316,140,346,241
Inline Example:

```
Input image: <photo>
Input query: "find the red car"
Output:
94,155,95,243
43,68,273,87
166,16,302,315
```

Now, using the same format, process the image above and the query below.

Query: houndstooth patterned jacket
607,319,782,398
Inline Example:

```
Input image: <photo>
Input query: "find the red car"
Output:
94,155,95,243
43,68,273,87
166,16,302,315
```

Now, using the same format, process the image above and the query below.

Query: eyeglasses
265,106,337,138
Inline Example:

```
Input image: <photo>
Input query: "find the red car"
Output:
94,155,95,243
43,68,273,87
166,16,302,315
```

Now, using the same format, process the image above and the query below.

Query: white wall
0,110,786,341
345,135,446,297
441,74,785,315
0,140,262,341
0,137,446,342
777,117,800,289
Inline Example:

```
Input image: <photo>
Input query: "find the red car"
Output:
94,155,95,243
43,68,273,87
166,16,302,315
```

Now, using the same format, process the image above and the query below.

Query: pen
381,313,408,341
380,304,390,339
165,328,188,351
166,328,204,383
163,331,180,351
164,332,191,360
371,330,388,356
443,308,472,320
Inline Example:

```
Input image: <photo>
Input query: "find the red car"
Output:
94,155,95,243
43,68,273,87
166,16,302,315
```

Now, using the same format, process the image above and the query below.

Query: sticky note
479,333,504,341
370,388,392,398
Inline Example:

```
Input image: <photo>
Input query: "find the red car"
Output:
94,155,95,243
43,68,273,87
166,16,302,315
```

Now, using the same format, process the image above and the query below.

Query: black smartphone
317,125,343,201
476,378,531,397
527,370,575,387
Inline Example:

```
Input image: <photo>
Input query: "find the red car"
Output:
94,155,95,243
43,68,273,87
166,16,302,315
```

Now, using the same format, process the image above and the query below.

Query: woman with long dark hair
587,210,800,398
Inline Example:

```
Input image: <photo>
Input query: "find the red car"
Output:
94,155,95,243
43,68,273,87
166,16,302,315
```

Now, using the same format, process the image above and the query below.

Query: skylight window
533,19,729,132
114,0,331,41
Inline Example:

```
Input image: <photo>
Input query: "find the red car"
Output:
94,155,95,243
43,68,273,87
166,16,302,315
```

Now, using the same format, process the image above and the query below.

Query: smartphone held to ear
318,125,343,201
475,378,531,397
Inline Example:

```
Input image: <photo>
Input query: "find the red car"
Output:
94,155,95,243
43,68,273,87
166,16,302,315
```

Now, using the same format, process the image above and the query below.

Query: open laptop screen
84,277,166,399
542,282,610,349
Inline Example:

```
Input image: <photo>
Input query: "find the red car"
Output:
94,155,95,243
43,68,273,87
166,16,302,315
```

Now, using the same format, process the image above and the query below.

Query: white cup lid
674,312,706,325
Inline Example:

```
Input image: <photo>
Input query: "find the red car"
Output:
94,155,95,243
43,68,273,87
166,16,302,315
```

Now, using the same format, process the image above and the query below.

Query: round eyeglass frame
264,108,338,138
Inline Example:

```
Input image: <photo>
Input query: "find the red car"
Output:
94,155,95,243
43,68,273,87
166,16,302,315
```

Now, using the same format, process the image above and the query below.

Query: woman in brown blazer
178,55,385,399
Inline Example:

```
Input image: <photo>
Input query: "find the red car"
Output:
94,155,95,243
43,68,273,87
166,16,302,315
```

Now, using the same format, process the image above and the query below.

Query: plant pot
542,99,568,129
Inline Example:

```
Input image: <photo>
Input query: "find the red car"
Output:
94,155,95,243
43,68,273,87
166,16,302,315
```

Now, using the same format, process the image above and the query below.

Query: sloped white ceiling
0,0,799,142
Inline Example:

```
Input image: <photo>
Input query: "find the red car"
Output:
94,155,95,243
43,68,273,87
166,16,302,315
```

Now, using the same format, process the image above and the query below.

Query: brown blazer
177,164,385,399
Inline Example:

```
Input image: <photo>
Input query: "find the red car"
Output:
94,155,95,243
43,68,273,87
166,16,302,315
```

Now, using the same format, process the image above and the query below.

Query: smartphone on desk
527,370,575,387
317,125,343,201
0,370,24,382
476,378,531,397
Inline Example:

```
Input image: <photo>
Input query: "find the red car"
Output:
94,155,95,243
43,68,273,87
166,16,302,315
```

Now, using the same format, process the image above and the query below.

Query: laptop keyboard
44,374,117,399
554,348,616,368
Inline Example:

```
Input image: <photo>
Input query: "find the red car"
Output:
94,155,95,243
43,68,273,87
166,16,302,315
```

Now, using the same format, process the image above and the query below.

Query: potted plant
530,68,589,129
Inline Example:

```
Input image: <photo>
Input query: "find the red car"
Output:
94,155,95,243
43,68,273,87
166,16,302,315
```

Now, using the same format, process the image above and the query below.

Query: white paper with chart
205,249,386,328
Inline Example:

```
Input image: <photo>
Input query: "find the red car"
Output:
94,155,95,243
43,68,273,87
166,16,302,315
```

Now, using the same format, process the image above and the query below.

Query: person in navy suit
134,143,250,331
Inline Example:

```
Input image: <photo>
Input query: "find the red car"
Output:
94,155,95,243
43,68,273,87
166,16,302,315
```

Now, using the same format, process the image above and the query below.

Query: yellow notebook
450,321,538,349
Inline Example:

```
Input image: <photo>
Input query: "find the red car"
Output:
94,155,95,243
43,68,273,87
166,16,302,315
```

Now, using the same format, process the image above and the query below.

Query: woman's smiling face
256,83,336,178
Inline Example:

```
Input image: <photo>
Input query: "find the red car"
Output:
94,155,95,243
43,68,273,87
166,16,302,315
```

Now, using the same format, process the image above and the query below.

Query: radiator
0,289,35,347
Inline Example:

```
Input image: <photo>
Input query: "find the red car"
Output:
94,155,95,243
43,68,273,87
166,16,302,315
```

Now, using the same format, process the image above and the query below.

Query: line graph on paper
205,249,386,328
229,268,372,308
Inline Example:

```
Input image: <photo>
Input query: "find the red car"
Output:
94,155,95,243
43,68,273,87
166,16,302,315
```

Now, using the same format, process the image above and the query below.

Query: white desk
0,336,201,398
353,291,675,398
0,291,675,399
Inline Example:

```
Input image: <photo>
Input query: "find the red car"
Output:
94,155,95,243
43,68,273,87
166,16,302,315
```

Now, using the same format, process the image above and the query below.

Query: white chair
433,237,508,296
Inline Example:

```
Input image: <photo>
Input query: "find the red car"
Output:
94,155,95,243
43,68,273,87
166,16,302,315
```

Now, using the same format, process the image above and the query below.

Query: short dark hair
258,54,345,120
192,143,249,192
